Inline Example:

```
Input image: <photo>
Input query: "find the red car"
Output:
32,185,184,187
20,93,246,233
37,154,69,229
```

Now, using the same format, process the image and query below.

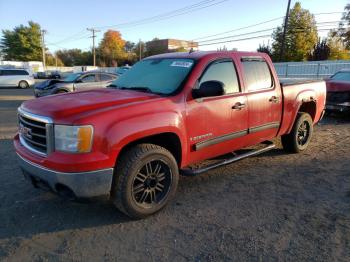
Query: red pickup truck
14,51,326,218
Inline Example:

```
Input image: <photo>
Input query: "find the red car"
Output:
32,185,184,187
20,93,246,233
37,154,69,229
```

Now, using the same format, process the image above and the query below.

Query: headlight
54,125,93,153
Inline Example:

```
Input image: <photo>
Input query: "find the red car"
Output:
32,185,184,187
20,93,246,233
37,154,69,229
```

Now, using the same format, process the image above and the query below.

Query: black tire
281,112,313,153
112,144,179,219
18,80,29,89
56,90,67,94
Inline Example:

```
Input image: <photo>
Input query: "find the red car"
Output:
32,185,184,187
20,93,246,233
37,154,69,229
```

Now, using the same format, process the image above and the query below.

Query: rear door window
81,74,96,83
199,60,240,94
100,74,115,81
242,58,273,91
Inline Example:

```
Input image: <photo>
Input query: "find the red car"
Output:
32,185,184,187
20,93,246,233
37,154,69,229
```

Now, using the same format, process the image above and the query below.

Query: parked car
0,69,34,88
325,69,350,113
35,71,47,79
15,51,326,219
47,70,61,79
34,71,117,97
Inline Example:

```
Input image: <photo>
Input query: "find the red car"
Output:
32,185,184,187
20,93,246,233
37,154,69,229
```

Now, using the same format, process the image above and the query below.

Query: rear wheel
281,112,313,153
56,90,67,94
112,144,179,219
18,80,29,89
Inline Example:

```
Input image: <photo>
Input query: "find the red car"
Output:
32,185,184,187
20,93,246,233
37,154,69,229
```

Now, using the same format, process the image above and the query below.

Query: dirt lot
0,88,349,261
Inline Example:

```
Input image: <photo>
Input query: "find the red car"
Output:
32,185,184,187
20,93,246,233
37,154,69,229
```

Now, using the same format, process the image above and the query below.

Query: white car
0,69,35,88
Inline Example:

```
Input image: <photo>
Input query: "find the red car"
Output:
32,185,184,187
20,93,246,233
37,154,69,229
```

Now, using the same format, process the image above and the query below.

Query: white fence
274,60,350,79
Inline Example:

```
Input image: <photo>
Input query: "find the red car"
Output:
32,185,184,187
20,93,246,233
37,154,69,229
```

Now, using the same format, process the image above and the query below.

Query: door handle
232,102,246,110
269,96,280,103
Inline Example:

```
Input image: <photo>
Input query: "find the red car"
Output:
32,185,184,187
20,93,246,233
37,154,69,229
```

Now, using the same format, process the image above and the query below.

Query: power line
197,21,341,44
193,16,284,41
94,0,229,29
197,28,338,47
192,11,344,42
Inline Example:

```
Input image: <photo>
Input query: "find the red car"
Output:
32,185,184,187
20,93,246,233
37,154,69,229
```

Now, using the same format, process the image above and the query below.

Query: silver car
0,69,35,88
34,71,117,97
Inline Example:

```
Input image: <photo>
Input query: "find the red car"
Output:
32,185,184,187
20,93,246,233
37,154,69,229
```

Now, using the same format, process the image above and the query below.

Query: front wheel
18,80,29,89
112,144,179,219
281,112,313,153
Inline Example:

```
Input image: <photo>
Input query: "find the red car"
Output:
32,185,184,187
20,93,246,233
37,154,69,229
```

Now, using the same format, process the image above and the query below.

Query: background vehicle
35,71,61,79
34,71,117,97
15,51,326,219
326,69,350,113
115,66,131,76
0,69,34,88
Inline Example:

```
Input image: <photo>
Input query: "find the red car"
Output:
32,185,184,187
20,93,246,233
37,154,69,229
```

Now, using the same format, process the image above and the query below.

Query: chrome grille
18,108,53,156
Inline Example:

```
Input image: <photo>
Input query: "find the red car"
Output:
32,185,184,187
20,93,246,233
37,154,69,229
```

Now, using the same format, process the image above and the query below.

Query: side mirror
75,79,82,83
192,80,225,99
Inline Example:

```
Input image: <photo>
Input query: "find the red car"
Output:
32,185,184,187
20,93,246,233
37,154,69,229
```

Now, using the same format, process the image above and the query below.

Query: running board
180,141,275,177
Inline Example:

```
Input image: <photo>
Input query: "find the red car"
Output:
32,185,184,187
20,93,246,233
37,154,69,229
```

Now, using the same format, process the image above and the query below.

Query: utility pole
279,0,292,62
41,29,47,70
87,28,101,66
139,39,142,61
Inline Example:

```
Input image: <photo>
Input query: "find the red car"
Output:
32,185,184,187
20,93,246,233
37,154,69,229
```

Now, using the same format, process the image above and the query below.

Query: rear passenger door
240,56,282,141
98,73,117,88
74,74,98,91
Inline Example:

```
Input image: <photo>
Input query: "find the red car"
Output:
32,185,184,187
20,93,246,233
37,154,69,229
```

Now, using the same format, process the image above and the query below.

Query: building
146,39,198,54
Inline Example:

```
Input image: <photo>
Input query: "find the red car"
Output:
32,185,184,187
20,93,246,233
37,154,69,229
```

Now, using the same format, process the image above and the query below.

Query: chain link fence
274,60,350,79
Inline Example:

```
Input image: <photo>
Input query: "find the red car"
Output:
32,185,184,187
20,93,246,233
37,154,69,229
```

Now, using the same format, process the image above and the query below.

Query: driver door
186,58,248,164
74,73,98,91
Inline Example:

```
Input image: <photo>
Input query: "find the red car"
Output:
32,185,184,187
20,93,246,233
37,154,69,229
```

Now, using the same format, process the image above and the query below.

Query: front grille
18,108,53,156
327,92,350,104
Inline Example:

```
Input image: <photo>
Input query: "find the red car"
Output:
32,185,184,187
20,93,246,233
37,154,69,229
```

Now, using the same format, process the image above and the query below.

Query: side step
180,141,275,177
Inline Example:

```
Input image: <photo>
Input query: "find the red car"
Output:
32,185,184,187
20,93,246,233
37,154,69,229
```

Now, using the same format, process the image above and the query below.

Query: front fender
105,111,188,167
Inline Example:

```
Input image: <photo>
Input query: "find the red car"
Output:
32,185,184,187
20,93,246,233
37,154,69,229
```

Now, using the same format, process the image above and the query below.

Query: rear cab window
199,59,240,94
241,57,273,92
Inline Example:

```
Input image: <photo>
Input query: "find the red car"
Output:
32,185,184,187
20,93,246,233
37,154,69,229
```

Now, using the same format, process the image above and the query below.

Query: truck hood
21,89,160,119
326,80,350,92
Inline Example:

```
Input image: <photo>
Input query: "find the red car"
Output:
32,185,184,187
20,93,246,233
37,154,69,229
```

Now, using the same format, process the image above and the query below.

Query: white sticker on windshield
170,61,193,68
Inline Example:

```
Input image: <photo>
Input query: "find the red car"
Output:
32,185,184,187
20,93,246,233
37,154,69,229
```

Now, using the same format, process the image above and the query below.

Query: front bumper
326,102,350,112
17,153,114,198
34,88,52,97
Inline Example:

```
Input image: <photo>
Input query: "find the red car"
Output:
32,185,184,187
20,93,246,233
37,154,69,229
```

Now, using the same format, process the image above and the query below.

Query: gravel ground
0,88,349,261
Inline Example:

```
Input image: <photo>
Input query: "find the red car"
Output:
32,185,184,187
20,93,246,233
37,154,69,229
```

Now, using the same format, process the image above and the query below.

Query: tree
272,2,318,61
331,4,350,49
327,34,349,60
257,43,272,57
46,53,64,66
308,39,330,61
55,49,92,66
99,30,127,66
0,21,42,61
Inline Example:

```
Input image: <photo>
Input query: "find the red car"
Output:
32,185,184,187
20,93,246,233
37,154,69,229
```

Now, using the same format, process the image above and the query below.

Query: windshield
110,58,194,95
331,72,350,81
63,73,81,82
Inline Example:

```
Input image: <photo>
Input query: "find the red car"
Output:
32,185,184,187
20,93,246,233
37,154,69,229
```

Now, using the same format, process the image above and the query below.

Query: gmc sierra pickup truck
14,51,326,218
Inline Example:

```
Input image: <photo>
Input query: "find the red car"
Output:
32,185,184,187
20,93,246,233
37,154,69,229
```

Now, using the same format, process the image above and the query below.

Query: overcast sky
0,0,348,53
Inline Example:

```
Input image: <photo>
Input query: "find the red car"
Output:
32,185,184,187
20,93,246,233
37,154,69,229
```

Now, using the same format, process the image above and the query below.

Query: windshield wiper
119,86,153,93
112,86,164,96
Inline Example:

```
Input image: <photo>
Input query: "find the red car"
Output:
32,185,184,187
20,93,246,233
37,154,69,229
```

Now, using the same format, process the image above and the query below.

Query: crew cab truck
14,51,326,219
